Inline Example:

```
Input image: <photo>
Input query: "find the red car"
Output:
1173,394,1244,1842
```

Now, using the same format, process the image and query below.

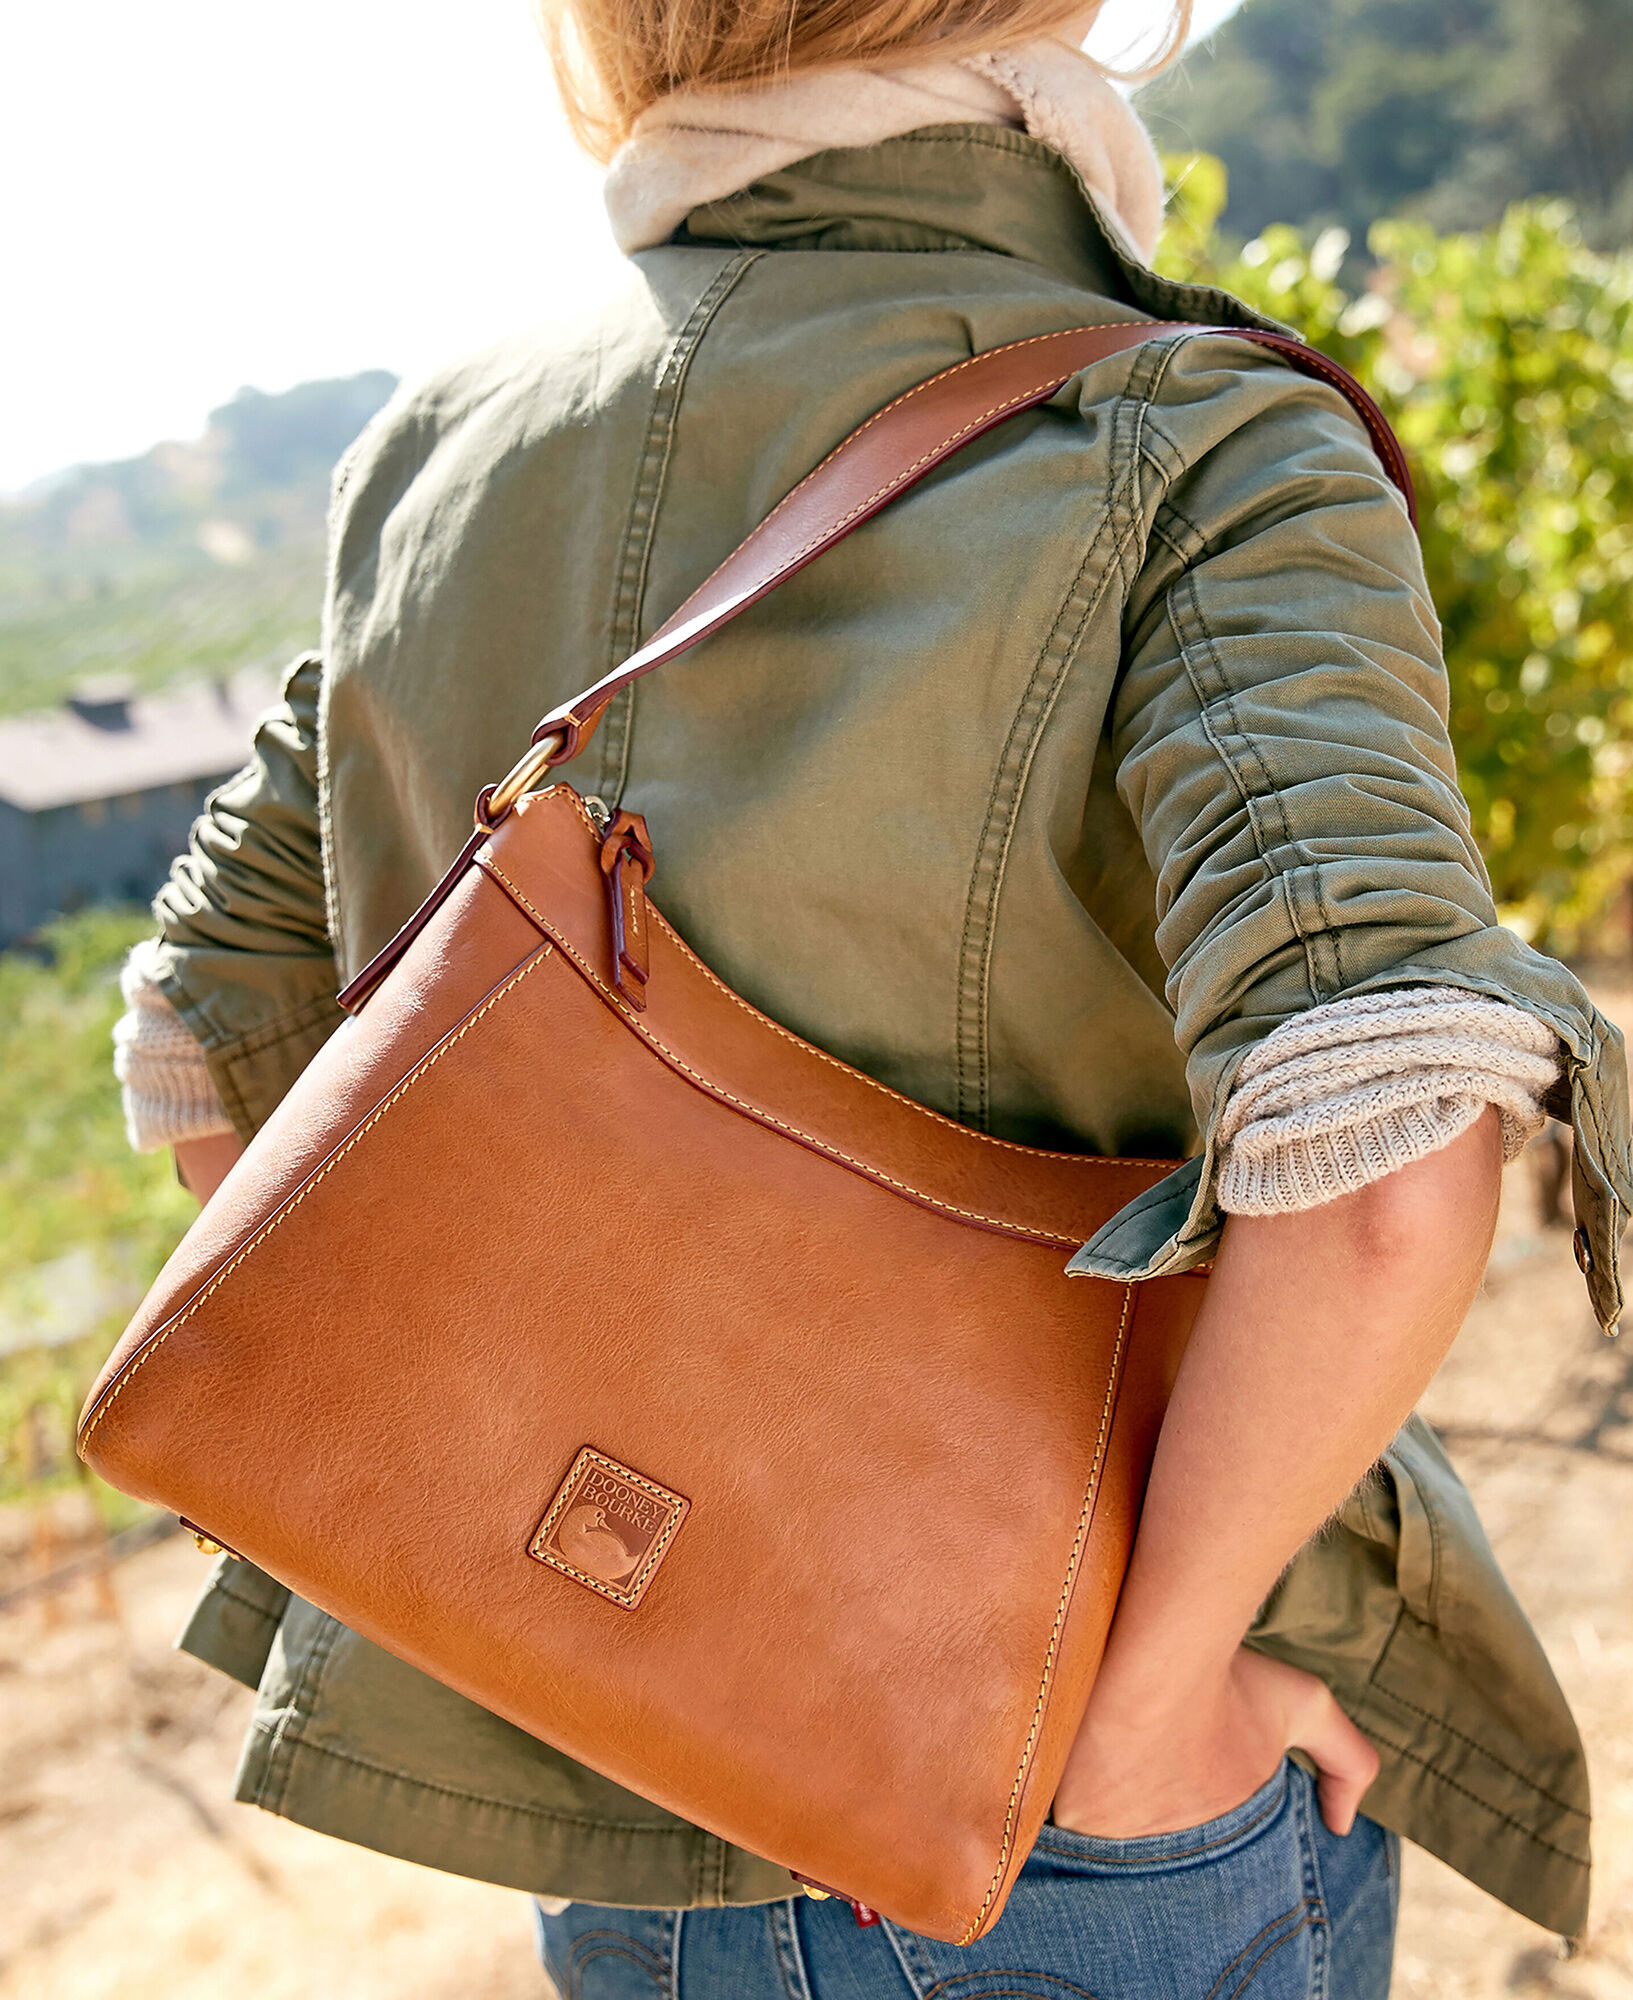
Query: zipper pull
598,811,655,1009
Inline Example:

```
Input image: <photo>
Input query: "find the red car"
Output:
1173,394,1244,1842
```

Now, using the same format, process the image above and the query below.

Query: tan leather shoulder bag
79,322,1412,1943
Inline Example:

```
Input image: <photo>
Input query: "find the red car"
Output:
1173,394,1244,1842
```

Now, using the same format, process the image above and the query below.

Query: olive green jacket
151,127,1630,1936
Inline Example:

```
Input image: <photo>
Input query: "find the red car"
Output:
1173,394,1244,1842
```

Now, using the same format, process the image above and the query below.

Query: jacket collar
674,124,1281,333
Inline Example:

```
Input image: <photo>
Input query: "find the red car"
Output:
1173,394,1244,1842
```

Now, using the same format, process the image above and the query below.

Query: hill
0,371,396,719
1141,0,1633,250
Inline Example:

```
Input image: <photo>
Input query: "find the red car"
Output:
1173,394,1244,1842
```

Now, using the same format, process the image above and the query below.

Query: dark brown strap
528,320,1415,769
338,320,1412,1014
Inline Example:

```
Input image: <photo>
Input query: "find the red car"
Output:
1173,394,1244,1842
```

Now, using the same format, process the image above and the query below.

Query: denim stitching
1202,1904,1316,2000
1289,1768,1331,2000
1220,1912,1319,2000
1034,1763,1288,1867
883,1918,937,1996
919,1973,1103,1998
567,1930,674,1999
770,1901,816,2000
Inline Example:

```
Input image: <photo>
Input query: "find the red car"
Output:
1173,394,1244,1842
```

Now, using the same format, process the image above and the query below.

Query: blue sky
1,0,1241,492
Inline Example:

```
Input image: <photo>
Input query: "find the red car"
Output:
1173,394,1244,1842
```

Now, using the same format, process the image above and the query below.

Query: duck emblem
530,1447,690,1609
556,1503,641,1581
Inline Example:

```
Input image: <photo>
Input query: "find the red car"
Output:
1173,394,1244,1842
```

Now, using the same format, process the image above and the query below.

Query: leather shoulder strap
525,320,1414,774
339,320,1411,1015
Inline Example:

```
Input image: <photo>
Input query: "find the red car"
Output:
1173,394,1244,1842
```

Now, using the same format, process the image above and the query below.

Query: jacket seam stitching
1137,347,1332,998
1363,1679,1587,1818
206,1579,287,1622
263,1609,341,1816
203,987,345,1066
649,324,1168,649
599,251,762,805
953,516,1123,1125
1353,1727,1589,1862
268,1734,711,1830
952,375,1153,1124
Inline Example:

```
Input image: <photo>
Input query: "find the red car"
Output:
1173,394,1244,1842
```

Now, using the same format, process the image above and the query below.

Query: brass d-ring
483,731,567,824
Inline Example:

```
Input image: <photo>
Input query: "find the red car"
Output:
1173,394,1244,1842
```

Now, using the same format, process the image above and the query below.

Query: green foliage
0,910,196,1504
1143,0,1633,252
1158,158,1633,950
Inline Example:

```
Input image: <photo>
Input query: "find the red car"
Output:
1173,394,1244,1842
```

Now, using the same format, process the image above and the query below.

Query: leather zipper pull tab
599,810,655,1009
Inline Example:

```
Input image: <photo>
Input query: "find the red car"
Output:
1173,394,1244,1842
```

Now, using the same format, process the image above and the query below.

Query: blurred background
2,1,1630,1995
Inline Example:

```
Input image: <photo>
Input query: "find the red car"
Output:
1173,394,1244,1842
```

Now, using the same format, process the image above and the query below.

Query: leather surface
81,786,1201,1943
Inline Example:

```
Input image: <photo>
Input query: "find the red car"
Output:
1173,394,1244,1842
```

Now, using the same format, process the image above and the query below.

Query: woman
114,0,1629,1993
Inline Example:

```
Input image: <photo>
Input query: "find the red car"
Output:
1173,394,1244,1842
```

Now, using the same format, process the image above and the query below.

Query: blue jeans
533,1760,1399,1998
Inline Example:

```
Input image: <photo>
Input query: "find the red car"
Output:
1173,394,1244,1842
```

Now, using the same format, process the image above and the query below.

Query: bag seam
483,851,1117,1246
79,945,553,1451
958,1282,1134,1943
493,792,1180,1174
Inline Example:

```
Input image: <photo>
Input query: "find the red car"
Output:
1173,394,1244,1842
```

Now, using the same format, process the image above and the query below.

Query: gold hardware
802,1887,831,1900
484,730,568,823
193,1533,224,1555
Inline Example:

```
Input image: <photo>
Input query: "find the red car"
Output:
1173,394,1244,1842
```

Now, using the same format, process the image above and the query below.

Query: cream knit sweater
114,50,1563,1197
116,952,1557,1206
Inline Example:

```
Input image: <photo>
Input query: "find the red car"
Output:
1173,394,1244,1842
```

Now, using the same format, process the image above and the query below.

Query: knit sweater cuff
1216,987,1562,1217
113,939,235,1154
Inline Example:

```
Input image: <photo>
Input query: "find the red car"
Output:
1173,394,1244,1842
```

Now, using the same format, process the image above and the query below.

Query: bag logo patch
529,1447,689,1609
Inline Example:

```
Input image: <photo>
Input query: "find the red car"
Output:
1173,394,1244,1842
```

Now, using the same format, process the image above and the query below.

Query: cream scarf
602,37,1166,263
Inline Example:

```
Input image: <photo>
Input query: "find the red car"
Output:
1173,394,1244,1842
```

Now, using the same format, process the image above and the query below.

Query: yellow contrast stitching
958,1284,1135,1945
529,1449,687,1608
484,854,1083,1246
78,947,553,1452
513,794,1170,1169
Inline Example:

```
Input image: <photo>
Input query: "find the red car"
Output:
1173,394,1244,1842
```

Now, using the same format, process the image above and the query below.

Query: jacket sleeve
148,650,343,1141
1069,338,1631,1331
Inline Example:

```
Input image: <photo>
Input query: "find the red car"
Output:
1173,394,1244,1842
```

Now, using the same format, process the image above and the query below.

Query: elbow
1330,1109,1504,1294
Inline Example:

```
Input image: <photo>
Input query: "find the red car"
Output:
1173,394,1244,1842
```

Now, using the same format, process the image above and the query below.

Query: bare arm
1054,1108,1503,1838
174,1132,245,1205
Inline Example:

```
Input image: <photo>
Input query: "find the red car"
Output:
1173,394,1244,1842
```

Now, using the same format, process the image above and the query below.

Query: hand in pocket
1052,1644,1379,1841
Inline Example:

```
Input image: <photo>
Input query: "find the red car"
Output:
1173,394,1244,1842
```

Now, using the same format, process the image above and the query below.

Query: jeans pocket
1033,1758,1292,1875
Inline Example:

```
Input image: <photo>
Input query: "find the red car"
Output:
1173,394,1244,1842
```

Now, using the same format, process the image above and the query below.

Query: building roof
0,668,283,812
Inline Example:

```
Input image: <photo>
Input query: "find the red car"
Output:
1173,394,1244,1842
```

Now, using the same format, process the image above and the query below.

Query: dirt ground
4,1045,1631,1997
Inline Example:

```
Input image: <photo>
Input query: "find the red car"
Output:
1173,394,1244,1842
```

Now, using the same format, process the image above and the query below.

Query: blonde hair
540,0,1193,161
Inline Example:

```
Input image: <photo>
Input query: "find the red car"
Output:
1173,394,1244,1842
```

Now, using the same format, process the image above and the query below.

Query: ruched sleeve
141,650,343,1140
1069,338,1631,1331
